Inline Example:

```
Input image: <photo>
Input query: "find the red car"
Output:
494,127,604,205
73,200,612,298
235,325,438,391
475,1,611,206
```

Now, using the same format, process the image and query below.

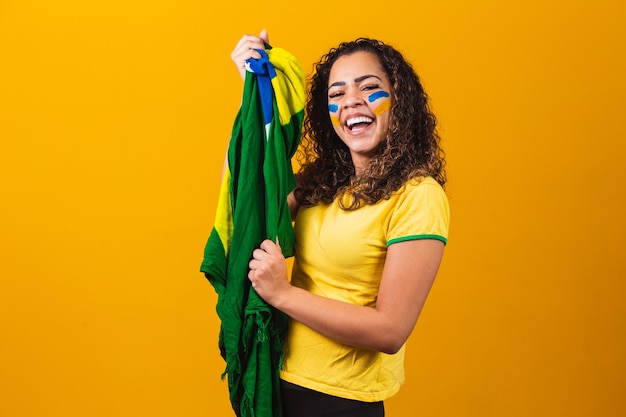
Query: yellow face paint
328,103,341,126
369,91,391,116
328,90,390,125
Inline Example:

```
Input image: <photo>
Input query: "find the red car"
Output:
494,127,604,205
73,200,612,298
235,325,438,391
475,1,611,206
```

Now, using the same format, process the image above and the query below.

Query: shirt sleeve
386,178,450,246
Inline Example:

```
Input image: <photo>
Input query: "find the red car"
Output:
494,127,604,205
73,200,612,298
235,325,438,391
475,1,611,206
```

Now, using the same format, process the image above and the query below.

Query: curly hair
294,38,446,210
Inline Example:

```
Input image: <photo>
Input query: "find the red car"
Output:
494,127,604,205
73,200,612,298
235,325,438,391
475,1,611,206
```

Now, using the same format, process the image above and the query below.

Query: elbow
380,342,404,355
373,316,415,354
370,318,413,354
378,333,408,355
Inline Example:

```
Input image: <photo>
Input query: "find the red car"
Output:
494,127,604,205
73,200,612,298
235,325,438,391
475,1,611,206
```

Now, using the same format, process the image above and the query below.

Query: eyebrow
328,74,383,89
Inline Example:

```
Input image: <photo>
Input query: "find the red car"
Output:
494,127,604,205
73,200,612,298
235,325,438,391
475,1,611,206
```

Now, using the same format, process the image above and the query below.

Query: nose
343,88,365,108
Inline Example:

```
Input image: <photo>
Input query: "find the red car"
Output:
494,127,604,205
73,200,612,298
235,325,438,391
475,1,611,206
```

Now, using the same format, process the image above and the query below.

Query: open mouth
346,116,373,131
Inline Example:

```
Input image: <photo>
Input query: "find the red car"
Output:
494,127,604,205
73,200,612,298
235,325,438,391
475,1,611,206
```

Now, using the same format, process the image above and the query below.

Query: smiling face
327,51,393,174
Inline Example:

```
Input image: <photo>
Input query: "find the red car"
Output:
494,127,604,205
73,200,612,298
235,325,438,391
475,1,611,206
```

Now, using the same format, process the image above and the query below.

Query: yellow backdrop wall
1,1,625,416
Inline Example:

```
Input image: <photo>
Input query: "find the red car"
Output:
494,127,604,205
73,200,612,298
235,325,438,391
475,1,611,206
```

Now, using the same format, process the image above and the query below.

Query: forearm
249,240,442,354
272,286,409,354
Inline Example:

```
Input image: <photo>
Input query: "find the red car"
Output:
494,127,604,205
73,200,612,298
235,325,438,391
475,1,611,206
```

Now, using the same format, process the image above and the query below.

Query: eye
328,91,344,99
362,84,380,91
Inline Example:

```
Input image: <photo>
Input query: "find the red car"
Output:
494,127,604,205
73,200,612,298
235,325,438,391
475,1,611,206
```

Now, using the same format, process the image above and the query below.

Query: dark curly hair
294,38,446,210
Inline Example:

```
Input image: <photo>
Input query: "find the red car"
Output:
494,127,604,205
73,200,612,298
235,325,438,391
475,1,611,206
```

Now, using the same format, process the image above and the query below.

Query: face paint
328,103,340,126
368,90,391,116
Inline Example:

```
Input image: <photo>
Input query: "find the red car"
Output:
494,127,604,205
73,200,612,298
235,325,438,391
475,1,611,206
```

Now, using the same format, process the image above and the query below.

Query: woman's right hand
230,29,269,81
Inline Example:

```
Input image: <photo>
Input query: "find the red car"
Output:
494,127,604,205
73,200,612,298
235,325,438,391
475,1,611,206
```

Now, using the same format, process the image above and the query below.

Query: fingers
232,34,265,57
248,239,281,273
230,38,259,80
248,238,283,268
260,238,283,256
247,237,288,304
231,30,271,81
248,243,271,270
247,268,257,287
259,28,269,45
252,245,268,261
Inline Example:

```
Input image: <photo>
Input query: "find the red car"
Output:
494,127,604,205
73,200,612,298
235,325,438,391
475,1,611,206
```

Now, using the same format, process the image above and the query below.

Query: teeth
346,116,373,127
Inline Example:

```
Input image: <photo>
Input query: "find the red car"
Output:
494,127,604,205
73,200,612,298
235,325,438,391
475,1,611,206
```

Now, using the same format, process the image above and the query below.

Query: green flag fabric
200,46,305,417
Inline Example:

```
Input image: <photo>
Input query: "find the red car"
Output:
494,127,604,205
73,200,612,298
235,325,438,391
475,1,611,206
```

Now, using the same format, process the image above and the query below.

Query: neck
351,155,371,176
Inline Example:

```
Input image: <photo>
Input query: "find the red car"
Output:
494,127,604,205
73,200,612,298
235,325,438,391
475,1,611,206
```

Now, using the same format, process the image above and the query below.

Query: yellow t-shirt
280,176,450,402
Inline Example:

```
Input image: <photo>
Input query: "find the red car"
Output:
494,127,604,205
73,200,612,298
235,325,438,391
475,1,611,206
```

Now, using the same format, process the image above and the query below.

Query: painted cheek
368,91,391,116
328,103,341,126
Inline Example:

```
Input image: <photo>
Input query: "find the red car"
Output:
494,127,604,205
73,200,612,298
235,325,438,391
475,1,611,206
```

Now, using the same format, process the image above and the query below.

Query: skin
232,31,444,354
230,29,269,82
327,51,392,175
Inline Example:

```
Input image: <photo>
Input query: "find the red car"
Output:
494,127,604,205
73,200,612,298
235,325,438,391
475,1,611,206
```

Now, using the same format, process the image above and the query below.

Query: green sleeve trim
387,234,448,247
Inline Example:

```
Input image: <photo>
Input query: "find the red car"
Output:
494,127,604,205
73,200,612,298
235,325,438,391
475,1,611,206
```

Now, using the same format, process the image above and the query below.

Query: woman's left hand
248,238,290,305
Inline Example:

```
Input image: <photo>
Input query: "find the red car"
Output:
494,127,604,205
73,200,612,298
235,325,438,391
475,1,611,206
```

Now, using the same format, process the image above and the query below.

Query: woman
232,30,450,417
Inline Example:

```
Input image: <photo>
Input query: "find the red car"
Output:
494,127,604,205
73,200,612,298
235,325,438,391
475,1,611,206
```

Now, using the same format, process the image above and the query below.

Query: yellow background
1,0,625,416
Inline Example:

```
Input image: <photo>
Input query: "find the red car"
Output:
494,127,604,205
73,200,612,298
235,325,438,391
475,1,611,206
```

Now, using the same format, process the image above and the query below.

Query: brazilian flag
200,46,305,417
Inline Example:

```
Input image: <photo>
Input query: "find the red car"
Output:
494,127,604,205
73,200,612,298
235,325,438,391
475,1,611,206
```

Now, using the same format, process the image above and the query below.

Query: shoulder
403,176,445,192
394,176,448,207
386,176,450,245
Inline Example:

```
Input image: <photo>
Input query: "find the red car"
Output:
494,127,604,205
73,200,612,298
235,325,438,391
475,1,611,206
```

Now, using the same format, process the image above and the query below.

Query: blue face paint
368,91,390,102
328,103,340,126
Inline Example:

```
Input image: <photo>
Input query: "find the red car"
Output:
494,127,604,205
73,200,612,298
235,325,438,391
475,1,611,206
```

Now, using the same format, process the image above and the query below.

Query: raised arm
219,29,272,178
